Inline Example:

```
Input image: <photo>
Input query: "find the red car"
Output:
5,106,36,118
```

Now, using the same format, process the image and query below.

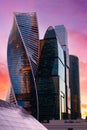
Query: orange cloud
0,63,10,100
79,61,87,104
82,111,87,119
81,104,87,118
79,62,87,118
0,85,9,100
82,104,87,109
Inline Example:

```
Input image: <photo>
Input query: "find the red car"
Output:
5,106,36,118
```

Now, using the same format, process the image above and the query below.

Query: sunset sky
0,0,87,118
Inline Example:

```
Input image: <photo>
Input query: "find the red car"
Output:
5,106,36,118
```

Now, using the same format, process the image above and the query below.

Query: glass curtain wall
7,13,40,119
37,26,66,121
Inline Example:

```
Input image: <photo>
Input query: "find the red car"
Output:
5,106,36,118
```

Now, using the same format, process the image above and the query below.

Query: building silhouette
69,55,81,119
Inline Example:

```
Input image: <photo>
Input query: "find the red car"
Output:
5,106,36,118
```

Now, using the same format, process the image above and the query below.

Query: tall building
7,12,40,119
7,12,73,121
55,25,70,115
37,26,67,121
69,55,81,119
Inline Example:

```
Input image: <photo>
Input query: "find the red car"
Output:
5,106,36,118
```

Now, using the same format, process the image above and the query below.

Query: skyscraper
55,25,70,115
7,12,40,119
69,55,81,119
37,26,67,121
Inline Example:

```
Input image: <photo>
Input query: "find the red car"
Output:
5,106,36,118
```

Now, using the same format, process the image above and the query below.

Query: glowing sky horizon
0,0,87,118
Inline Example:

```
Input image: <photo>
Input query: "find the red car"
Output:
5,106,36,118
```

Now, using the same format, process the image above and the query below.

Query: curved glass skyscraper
7,12,40,119
37,26,66,121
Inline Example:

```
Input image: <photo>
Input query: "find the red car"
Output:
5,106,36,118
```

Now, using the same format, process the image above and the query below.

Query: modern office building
55,25,70,115
0,99,48,130
36,26,67,121
7,12,40,119
69,55,81,119
7,12,78,122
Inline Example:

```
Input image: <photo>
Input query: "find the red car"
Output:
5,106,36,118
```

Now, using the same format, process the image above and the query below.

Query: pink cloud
68,30,87,118
80,62,87,81
68,30,87,62
0,0,36,40
0,62,10,83
0,0,35,14
36,0,87,38
0,33,8,63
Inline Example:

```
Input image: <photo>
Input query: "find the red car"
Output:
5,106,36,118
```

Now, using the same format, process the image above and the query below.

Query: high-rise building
69,55,81,119
7,12,40,119
55,25,70,115
37,26,67,121
7,12,78,122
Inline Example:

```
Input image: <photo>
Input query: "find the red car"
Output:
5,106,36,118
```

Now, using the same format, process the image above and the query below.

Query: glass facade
55,25,70,117
7,13,70,121
69,55,81,119
0,100,47,130
37,26,66,121
7,12,40,119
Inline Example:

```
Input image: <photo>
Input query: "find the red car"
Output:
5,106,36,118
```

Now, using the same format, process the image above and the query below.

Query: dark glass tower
37,26,66,121
7,12,40,119
69,55,81,119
